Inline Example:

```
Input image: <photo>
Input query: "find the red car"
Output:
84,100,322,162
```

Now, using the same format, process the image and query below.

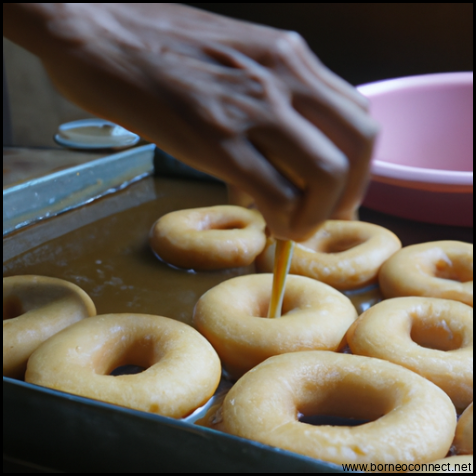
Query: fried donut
379,241,473,306
193,274,358,379
222,351,456,468
256,220,401,290
25,314,221,418
346,297,473,411
3,275,96,379
453,403,473,455
149,205,266,270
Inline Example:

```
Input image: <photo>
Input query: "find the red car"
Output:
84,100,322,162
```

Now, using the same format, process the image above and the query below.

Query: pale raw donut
409,455,473,472
346,297,473,411
256,220,401,290
193,274,358,379
453,403,473,455
379,241,473,306
3,275,96,379
222,351,456,468
149,205,266,270
25,314,221,418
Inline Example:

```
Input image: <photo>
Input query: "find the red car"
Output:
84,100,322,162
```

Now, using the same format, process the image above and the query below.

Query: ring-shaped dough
149,205,266,270
25,314,221,418
379,241,473,306
223,351,456,467
256,220,401,290
346,297,473,411
193,274,357,379
453,403,473,455
3,275,96,379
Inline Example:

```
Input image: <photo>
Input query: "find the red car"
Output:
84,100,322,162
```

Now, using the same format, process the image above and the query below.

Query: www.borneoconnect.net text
341,462,472,473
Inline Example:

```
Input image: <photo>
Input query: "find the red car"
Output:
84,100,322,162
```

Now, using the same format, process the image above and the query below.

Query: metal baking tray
3,145,348,473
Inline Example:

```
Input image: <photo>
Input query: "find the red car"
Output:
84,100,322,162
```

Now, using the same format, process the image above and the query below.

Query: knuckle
274,30,306,55
307,154,349,193
248,68,274,92
328,143,349,167
360,116,380,141
356,92,371,111
240,62,274,93
366,117,381,140
244,70,289,111
324,151,350,181
353,116,380,153
341,114,380,159
282,30,306,47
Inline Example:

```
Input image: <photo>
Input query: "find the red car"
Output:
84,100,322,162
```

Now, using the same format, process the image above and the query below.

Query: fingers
248,109,349,241
201,40,377,240
292,87,378,221
217,137,301,239
303,55,370,112
271,31,369,111
269,34,379,223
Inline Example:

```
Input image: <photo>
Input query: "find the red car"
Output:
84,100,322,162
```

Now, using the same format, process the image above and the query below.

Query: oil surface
4,175,384,325
3,176,254,325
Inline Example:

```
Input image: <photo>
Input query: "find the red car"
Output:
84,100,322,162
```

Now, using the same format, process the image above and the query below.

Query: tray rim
3,144,156,237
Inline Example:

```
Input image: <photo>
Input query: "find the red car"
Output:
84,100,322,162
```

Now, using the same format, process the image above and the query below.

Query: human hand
4,3,378,241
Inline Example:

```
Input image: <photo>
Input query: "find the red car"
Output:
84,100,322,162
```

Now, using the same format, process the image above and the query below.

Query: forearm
3,3,258,59
4,4,67,56
3,3,155,58
3,3,377,240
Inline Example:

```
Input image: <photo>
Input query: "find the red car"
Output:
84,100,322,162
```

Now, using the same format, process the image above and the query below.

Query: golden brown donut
346,297,473,411
453,403,473,455
409,455,473,472
222,351,456,468
193,274,358,379
3,275,96,379
256,220,401,290
149,205,266,270
25,314,221,418
379,241,473,306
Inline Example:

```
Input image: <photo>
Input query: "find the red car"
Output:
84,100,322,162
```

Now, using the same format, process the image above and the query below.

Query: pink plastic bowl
358,72,473,227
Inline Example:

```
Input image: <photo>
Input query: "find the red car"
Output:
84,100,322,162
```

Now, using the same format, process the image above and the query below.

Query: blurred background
3,3,473,147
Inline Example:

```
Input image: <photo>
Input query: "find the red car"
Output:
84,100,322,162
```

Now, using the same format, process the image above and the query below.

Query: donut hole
298,413,369,427
110,364,146,376
320,237,367,254
3,296,24,320
101,335,161,376
410,317,463,351
302,232,368,254
433,258,473,283
251,295,270,318
200,217,247,231
211,221,247,231
297,380,393,427
252,292,300,318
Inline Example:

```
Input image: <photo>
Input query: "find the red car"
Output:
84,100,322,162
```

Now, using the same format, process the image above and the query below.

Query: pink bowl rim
357,72,473,188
